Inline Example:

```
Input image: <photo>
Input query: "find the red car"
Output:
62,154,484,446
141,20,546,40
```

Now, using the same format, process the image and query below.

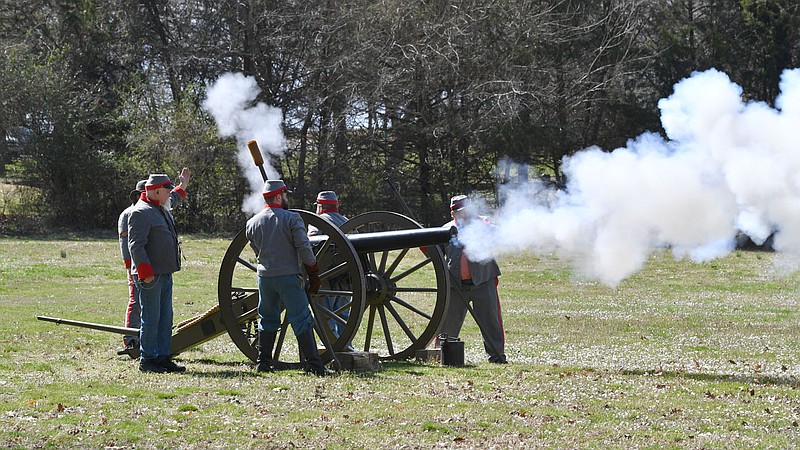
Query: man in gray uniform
128,173,188,373
308,190,347,230
307,191,350,339
118,169,190,356
117,179,148,354
246,180,329,376
438,194,507,364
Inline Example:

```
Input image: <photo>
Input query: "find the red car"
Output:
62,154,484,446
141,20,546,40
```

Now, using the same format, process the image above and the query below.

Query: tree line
1,0,797,233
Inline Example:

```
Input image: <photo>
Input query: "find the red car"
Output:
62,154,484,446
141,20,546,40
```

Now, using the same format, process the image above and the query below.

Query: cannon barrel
37,316,139,336
311,226,455,254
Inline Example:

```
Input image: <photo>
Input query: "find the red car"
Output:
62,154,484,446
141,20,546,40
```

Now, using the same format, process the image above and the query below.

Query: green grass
2,236,800,448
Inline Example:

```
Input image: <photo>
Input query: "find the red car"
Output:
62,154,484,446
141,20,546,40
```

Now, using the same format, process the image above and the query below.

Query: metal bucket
438,333,464,366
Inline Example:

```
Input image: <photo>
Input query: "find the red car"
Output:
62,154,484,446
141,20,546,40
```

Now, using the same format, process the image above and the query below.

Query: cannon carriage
218,209,452,367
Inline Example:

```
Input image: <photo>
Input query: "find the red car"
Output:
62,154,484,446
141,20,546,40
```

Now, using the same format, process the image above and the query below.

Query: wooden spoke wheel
217,210,365,365
340,211,450,360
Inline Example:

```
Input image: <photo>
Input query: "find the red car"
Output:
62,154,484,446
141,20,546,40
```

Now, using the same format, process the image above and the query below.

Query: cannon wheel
340,211,450,360
217,210,365,365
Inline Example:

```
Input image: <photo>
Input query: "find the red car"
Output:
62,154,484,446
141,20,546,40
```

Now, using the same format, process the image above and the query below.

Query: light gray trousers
438,278,506,362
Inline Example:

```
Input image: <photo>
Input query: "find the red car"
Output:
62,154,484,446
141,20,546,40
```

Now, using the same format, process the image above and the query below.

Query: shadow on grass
187,357,251,367
178,357,485,379
620,368,800,387
183,356,384,379
380,360,479,375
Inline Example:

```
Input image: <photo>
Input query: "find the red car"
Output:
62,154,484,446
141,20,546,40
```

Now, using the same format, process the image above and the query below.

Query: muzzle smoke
202,72,285,214
460,68,800,287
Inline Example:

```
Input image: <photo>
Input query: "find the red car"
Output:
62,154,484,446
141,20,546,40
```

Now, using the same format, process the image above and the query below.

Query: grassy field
2,235,800,449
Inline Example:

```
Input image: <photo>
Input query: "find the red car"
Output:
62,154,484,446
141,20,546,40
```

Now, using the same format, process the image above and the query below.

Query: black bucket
438,333,464,366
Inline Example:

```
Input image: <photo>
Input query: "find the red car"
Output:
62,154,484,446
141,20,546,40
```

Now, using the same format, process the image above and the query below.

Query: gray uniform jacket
118,190,184,269
246,207,316,277
308,211,348,235
321,211,347,228
443,219,501,286
128,198,181,279
118,203,137,269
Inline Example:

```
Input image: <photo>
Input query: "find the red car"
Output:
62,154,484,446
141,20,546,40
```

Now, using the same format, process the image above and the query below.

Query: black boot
256,330,277,373
159,356,186,373
139,358,167,373
296,328,331,376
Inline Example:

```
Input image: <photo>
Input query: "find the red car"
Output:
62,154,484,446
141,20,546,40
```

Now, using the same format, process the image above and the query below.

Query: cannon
39,140,455,369
39,211,453,367
219,210,454,366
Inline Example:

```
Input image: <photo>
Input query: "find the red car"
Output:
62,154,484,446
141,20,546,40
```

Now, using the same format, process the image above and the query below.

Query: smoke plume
460,68,800,287
202,72,285,214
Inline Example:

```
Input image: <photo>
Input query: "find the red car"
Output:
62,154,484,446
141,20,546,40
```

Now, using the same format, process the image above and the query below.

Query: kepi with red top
315,191,338,205
145,174,175,191
315,190,340,214
450,194,469,212
262,179,292,198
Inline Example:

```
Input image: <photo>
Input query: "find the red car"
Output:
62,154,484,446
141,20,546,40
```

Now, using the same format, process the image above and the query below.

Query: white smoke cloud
459,67,800,287
201,72,286,214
